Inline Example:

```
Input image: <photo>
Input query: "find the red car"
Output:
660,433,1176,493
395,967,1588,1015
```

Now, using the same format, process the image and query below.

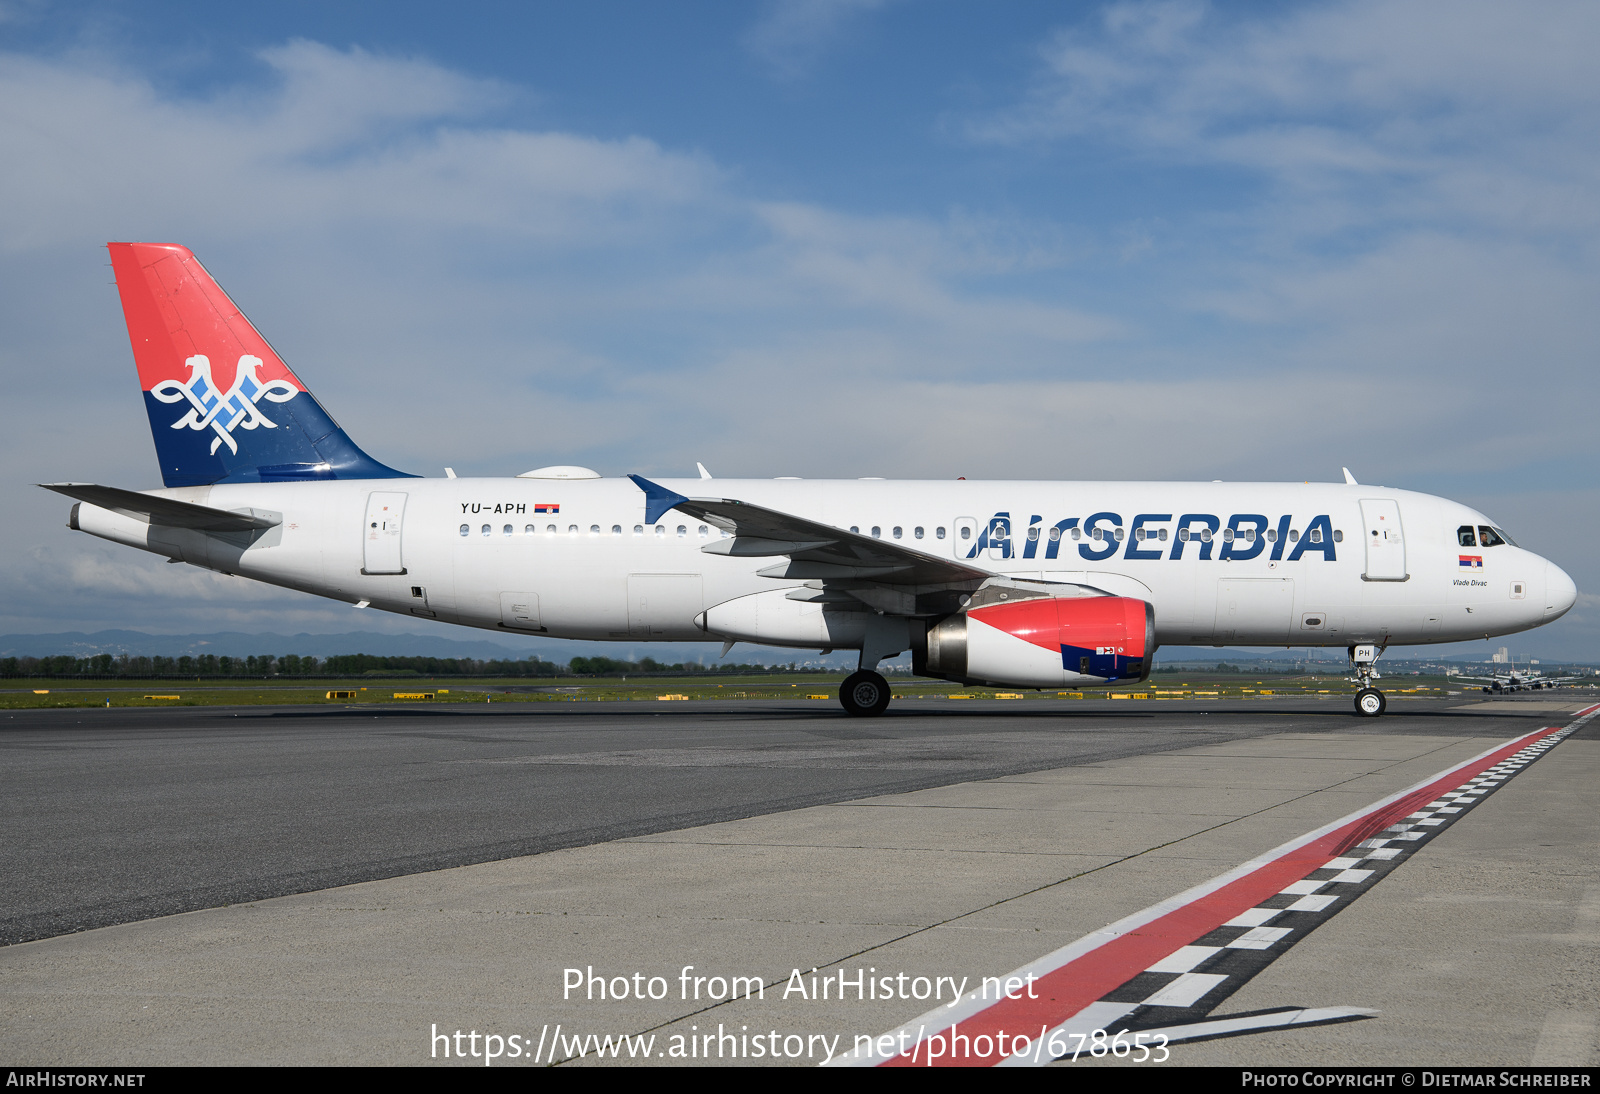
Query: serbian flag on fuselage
1460,555,1483,569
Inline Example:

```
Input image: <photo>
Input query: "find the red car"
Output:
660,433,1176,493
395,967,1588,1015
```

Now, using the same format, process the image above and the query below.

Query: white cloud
0,45,719,253
972,0,1600,234
0,39,1128,634
742,0,893,81
3,24,1600,655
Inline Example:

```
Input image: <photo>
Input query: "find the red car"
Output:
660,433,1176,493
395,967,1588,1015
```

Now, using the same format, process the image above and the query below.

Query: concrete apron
1,730,1594,1067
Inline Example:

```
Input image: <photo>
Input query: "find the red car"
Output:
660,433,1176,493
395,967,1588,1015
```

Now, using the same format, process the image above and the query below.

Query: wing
40,483,280,533
629,474,990,588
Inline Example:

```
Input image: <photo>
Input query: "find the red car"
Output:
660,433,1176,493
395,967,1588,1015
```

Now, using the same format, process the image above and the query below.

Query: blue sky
3,0,1598,660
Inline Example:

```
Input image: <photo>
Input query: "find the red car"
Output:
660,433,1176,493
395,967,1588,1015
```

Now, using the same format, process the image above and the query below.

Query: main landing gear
1349,642,1387,718
840,617,906,717
839,670,891,717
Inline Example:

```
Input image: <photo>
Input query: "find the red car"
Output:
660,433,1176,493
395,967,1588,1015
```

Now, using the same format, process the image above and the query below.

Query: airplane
1454,664,1580,693
42,242,1579,718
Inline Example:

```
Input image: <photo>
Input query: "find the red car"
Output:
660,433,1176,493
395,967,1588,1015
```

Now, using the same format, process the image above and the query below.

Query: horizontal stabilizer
41,483,280,532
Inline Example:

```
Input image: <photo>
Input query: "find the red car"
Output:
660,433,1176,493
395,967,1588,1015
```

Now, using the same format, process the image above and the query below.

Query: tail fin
108,242,412,487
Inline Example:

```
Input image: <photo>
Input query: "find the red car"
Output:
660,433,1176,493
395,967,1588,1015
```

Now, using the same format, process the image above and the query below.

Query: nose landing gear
1349,642,1387,717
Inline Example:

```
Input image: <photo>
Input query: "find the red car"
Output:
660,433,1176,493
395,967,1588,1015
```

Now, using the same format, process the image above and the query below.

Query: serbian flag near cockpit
1459,555,1483,569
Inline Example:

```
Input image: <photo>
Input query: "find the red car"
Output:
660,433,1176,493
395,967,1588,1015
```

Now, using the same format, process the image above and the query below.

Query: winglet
1342,467,1358,485
628,474,690,525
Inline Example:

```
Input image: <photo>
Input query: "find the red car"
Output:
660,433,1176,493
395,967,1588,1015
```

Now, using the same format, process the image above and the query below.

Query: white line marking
1128,1006,1379,1045
1281,879,1328,895
1226,926,1294,949
1143,972,1228,1008
1285,894,1339,912
1147,946,1221,974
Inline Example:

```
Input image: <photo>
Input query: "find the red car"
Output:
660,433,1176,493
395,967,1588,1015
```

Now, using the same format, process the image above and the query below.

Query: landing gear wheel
839,670,891,717
1354,688,1386,718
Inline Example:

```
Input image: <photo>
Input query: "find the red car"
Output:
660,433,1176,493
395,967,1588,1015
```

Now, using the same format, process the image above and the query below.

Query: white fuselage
71,477,1575,653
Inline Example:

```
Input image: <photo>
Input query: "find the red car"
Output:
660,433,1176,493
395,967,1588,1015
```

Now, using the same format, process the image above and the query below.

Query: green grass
3,671,1586,710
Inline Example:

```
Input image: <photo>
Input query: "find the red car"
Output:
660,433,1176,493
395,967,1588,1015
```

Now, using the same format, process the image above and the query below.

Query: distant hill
0,630,861,668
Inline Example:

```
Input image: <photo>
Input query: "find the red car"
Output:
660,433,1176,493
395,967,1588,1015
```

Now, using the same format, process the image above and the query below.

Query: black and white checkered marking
1060,721,1586,1047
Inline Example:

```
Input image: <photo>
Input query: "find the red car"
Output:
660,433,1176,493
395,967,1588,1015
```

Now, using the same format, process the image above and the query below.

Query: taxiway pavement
1,695,1594,1066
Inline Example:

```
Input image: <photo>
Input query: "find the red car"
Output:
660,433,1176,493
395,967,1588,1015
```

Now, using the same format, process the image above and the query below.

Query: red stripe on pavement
880,718,1583,1067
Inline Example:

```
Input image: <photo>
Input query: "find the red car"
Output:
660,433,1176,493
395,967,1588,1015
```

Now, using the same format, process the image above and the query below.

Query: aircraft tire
839,671,892,717
1354,688,1386,717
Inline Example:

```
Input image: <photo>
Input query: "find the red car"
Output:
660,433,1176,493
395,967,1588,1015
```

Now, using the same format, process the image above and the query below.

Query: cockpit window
1492,526,1517,547
1478,526,1506,548
1457,525,1476,547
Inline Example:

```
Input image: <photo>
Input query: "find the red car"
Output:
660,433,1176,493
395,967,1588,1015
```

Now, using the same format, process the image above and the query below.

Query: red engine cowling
914,595,1154,688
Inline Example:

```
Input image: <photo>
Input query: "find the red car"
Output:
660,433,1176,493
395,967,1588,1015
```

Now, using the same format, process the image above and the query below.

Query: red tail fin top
108,242,304,397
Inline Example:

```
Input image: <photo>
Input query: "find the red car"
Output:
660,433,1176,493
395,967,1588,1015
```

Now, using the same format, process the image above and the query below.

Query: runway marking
834,703,1600,1067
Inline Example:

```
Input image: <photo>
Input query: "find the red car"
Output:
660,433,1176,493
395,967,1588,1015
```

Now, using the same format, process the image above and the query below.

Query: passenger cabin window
612,525,622,535
914,527,924,539
481,524,491,536
590,524,600,534
892,526,903,539
655,525,665,537
1458,525,1477,547
1333,530,1343,542
1266,529,1277,542
634,525,643,535
1158,528,1169,542
850,526,860,534
1309,528,1322,543
1114,527,1125,541
871,526,881,538
1048,527,1061,542
1478,526,1506,547
1289,529,1299,542
459,524,469,536
503,524,513,536
676,525,687,537
936,527,945,540
547,524,557,534
525,524,536,534
698,525,708,537
1178,528,1190,542
959,527,971,540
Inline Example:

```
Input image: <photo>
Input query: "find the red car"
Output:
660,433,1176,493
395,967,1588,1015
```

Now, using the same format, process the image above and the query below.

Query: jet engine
913,590,1154,688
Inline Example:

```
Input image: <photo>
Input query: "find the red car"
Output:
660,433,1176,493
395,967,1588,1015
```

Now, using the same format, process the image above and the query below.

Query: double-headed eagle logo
151,354,298,455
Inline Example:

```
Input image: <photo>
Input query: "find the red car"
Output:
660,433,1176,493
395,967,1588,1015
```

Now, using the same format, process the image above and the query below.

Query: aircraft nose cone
1545,560,1577,620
